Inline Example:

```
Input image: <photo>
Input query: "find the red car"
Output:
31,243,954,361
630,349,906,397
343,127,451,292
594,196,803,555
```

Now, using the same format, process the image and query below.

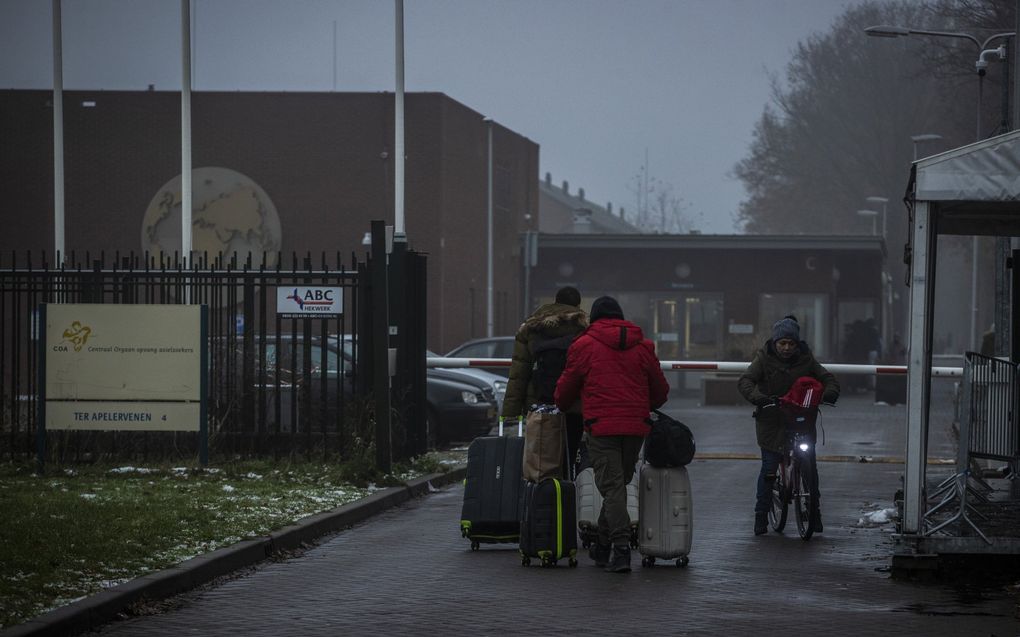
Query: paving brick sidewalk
95,458,1018,637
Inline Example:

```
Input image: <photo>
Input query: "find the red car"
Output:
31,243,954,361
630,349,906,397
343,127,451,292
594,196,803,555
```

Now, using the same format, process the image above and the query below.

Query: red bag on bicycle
780,376,823,409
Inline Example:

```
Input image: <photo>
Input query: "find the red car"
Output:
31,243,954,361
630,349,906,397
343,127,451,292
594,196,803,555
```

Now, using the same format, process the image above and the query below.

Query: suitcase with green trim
460,433,525,549
519,477,578,567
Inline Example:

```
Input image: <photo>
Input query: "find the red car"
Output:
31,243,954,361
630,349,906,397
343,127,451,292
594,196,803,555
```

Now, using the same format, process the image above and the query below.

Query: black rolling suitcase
519,477,578,567
460,425,525,550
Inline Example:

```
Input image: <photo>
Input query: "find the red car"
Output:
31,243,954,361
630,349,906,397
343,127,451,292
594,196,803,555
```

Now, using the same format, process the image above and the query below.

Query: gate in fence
0,247,428,466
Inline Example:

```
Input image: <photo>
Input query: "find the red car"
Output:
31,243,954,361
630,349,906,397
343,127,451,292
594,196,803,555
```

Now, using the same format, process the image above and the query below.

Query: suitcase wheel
676,556,689,568
521,555,531,567
470,541,480,551
568,557,578,568
540,556,554,568
642,556,655,568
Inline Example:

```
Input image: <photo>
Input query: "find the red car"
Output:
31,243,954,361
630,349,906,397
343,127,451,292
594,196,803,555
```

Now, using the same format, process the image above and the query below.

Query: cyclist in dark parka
738,315,839,536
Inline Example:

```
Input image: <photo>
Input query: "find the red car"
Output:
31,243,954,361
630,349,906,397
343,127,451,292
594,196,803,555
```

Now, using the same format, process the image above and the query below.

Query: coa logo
61,321,93,352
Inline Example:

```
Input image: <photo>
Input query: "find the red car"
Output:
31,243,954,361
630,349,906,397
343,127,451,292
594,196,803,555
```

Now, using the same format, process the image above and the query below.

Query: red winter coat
554,318,670,437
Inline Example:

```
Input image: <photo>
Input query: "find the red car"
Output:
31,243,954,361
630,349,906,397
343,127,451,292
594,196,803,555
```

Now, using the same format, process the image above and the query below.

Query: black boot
754,512,768,536
811,509,823,533
605,545,631,573
590,542,611,567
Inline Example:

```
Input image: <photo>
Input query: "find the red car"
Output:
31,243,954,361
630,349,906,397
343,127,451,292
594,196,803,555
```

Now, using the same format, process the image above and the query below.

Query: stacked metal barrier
923,352,1019,543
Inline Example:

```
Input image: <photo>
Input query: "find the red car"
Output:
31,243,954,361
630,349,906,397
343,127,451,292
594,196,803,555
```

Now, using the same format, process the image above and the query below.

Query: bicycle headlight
461,390,480,405
798,443,810,452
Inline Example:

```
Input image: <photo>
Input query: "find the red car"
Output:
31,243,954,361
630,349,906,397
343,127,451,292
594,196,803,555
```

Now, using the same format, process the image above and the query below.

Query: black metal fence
0,247,428,466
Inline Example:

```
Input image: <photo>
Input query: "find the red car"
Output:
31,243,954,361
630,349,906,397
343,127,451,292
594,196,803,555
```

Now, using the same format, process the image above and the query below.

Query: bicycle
767,401,830,541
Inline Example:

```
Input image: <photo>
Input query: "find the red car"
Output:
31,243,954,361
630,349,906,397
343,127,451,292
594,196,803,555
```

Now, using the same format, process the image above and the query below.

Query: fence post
371,221,392,473
242,272,255,441
388,239,409,459
401,251,427,456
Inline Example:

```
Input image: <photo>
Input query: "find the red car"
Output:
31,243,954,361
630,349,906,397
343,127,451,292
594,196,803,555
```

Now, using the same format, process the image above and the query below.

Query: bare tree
733,0,973,243
731,0,1015,355
627,163,695,234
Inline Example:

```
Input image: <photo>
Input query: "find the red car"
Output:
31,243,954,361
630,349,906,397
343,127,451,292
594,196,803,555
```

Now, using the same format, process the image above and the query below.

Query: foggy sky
0,0,869,233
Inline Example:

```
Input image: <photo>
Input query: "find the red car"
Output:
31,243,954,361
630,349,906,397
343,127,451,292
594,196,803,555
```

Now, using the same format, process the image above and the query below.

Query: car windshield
264,341,347,374
447,338,514,358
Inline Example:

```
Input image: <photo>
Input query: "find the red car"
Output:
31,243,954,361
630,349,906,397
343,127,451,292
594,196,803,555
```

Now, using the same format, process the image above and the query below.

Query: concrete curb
1,466,467,637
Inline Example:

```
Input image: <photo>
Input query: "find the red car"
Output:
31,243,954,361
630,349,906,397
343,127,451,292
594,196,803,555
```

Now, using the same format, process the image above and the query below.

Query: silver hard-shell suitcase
576,466,639,549
637,463,693,567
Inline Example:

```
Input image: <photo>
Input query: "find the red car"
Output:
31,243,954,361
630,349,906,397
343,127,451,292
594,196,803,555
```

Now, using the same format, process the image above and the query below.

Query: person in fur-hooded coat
502,287,587,480
501,286,588,421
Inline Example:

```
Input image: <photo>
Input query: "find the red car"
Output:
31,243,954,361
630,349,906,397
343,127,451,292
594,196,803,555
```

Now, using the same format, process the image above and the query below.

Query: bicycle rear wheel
768,464,788,532
793,456,816,541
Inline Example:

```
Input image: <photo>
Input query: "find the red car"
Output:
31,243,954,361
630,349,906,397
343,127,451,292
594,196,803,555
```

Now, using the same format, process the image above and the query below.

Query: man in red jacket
555,296,669,573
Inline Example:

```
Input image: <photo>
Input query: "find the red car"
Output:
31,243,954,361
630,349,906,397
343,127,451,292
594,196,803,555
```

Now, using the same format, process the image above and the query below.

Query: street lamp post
865,196,889,238
910,133,943,161
484,117,494,338
864,195,891,357
856,209,879,235
866,26,1015,352
865,26,1013,140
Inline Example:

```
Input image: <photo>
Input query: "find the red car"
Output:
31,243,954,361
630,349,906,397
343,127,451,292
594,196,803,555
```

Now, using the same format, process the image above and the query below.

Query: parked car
227,334,497,446
445,336,516,378
325,337,497,446
427,350,506,416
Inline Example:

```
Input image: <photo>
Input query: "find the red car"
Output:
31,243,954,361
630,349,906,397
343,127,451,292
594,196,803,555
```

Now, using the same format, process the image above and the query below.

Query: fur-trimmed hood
501,302,589,420
516,302,588,337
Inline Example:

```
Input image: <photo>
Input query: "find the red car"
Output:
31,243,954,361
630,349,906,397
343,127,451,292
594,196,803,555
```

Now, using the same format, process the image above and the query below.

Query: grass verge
0,454,452,630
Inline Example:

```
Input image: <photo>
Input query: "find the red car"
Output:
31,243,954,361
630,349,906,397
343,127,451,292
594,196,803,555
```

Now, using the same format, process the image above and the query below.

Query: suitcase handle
497,416,524,437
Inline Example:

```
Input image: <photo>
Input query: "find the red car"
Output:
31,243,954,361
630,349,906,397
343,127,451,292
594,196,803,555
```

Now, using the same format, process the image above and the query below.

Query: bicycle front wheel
768,465,788,532
793,455,816,541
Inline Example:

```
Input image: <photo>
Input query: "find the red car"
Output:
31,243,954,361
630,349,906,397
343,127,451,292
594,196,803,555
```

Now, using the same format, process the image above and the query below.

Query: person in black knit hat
738,314,839,536
555,296,669,573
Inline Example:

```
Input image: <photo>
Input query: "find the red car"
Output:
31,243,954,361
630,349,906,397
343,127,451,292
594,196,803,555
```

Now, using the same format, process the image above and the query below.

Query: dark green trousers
588,433,643,547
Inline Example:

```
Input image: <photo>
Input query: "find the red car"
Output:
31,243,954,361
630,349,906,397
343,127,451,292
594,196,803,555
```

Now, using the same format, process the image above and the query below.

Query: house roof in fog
538,175,641,234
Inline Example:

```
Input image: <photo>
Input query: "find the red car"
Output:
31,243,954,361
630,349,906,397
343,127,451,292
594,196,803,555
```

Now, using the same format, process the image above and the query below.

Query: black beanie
590,296,624,322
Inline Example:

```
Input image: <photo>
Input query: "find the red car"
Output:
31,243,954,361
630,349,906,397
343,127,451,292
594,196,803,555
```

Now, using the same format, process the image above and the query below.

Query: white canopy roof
915,128,1020,203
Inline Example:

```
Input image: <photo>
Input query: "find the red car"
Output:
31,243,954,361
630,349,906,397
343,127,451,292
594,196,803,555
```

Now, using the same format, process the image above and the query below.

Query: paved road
98,388,1017,636
666,378,960,461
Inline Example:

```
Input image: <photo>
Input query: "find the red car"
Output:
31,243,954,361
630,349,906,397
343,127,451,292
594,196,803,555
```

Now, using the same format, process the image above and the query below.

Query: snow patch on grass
109,467,154,474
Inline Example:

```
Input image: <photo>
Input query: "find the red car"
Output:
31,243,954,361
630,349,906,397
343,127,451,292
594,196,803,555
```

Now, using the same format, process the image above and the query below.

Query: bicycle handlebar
760,401,836,409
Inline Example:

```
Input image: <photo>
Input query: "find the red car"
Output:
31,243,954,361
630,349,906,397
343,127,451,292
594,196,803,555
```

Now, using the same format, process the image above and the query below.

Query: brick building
0,89,538,351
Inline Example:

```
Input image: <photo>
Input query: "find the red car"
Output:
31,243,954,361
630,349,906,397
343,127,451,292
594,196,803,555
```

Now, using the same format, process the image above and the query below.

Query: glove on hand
822,391,838,405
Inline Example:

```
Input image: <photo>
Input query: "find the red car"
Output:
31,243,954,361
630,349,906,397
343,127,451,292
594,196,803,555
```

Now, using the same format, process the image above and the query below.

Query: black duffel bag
644,409,695,468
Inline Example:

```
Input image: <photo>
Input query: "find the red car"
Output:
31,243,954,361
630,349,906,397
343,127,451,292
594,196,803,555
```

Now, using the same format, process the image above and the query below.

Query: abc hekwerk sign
276,286,343,318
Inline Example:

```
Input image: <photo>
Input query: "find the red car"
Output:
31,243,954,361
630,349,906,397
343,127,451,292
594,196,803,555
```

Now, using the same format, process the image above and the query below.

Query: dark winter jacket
500,302,588,420
738,339,840,452
554,318,670,437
